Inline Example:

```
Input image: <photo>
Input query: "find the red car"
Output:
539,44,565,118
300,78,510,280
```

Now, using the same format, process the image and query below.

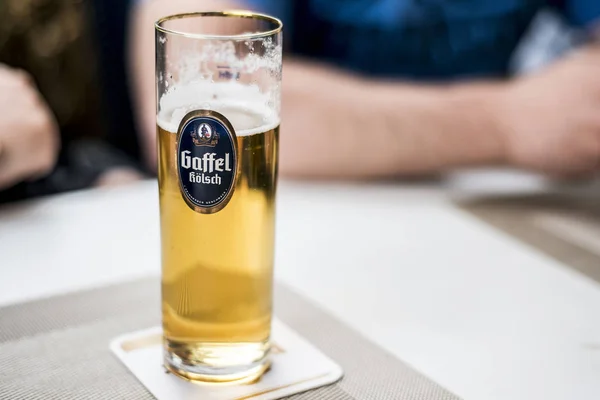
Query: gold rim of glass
155,10,283,40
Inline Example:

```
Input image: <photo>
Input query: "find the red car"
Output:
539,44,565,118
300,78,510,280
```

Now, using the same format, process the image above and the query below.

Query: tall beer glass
155,12,282,383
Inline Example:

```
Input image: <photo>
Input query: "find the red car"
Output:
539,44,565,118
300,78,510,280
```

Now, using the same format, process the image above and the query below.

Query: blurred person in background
131,0,600,180
0,0,145,203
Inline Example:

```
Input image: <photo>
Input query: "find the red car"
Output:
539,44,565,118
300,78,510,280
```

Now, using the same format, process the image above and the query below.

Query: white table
1,174,599,400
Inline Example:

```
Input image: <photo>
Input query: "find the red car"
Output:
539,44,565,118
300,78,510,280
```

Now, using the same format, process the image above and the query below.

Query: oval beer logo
177,110,238,214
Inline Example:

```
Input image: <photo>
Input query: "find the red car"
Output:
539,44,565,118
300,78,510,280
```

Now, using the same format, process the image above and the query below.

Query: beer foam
157,81,279,136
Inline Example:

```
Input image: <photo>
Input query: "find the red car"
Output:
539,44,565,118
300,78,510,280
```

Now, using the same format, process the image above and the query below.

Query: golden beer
158,104,279,382
155,10,282,383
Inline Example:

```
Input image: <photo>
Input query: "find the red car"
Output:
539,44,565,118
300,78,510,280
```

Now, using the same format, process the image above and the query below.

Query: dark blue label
177,111,238,214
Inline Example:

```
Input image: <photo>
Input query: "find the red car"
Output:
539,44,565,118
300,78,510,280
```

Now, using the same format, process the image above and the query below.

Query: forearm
280,60,507,178
130,0,508,178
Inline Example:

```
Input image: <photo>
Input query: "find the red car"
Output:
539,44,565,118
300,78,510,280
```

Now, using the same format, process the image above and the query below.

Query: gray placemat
0,278,459,400
458,193,600,284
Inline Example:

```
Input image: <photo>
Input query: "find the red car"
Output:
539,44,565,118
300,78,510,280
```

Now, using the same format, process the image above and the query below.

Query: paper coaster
110,319,343,400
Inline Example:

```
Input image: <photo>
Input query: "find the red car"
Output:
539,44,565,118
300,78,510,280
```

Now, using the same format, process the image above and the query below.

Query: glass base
164,340,271,384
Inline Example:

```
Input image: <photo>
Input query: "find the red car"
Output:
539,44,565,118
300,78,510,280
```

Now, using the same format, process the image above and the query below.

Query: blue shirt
245,0,600,79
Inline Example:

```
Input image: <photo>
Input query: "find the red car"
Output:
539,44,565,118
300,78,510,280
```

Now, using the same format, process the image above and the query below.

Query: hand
0,65,59,189
497,45,600,178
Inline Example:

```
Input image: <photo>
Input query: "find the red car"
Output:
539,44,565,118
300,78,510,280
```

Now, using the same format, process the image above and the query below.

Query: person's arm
130,0,600,179
279,60,510,178
128,0,506,178
0,66,59,189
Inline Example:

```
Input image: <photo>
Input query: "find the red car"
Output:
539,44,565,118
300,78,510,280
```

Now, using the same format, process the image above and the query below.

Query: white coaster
110,319,343,400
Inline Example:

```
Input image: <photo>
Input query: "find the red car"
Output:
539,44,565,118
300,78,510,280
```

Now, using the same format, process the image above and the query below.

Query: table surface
1,171,599,400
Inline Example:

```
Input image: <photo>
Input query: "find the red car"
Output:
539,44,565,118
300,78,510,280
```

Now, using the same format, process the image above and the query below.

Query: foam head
157,81,279,136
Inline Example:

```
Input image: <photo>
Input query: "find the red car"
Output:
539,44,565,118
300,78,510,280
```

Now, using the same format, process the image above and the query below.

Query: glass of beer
155,11,282,383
